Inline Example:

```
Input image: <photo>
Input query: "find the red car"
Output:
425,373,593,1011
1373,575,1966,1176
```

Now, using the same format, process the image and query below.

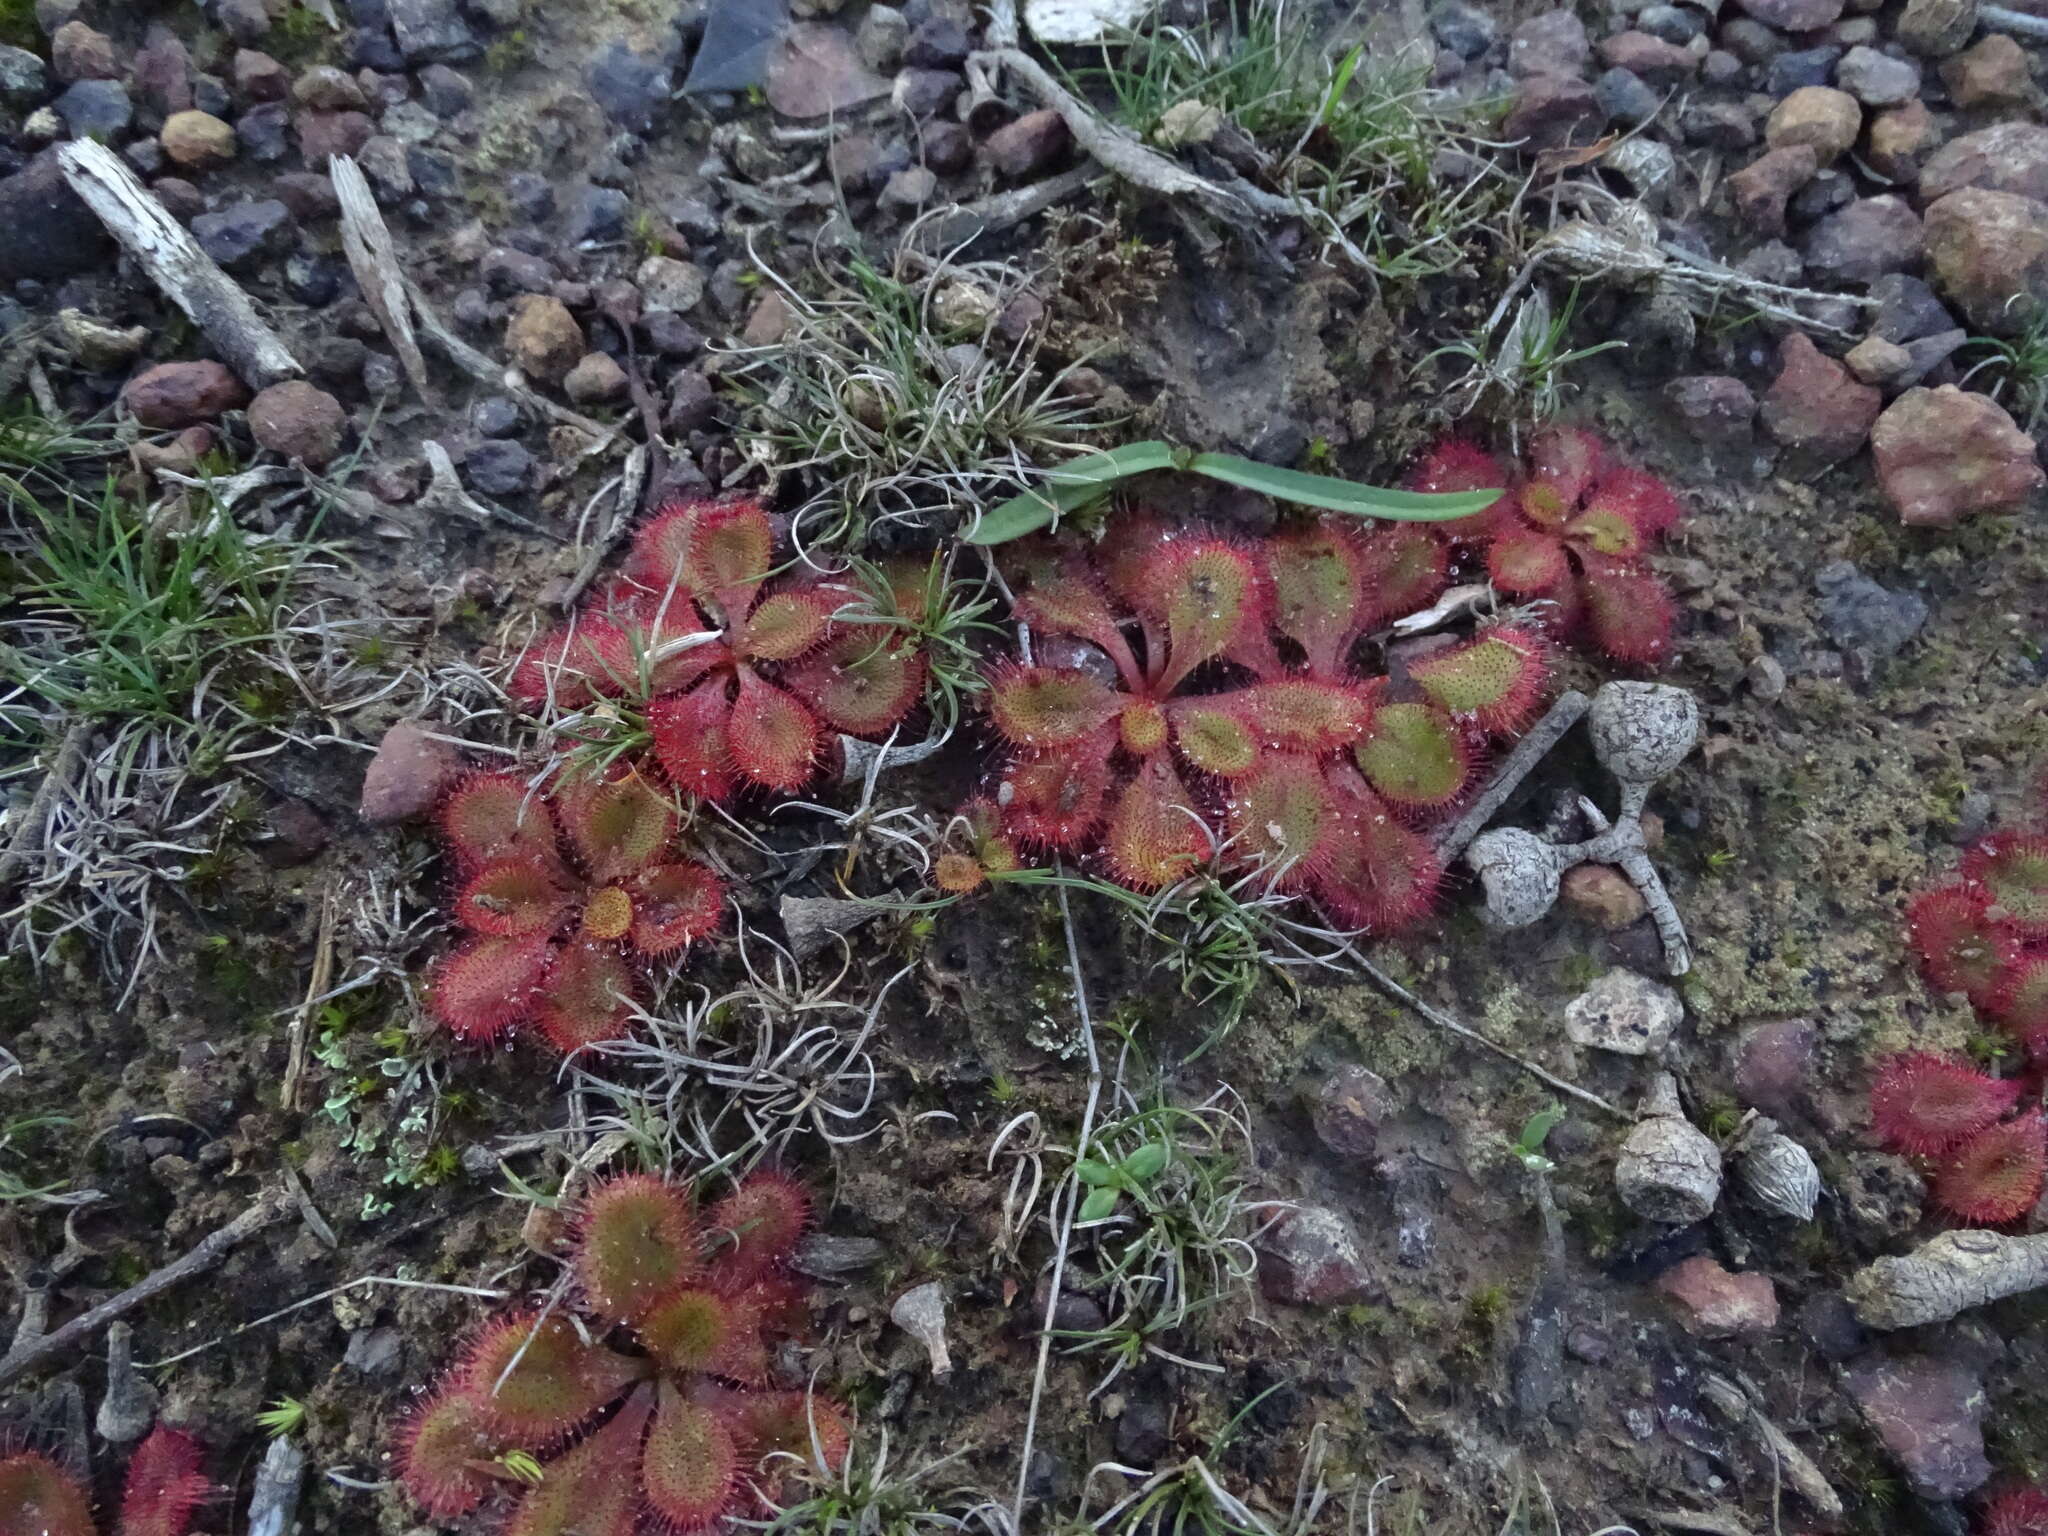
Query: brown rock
1897,0,1978,55
1761,331,1881,467
1764,86,1862,166
1503,73,1607,153
294,109,375,164
122,360,250,429
1729,145,1819,236
1734,0,1843,32
1655,1256,1780,1336
1921,123,2048,204
1843,1354,1991,1500
1560,864,1648,929
1867,100,1939,183
765,22,892,119
359,719,461,825
1311,1065,1397,1161
233,49,291,103
50,19,116,82
1258,1205,1376,1305
1924,187,2048,335
1940,33,2035,110
1871,385,2046,527
1597,30,1697,83
984,108,1072,178
742,290,791,347
505,295,585,384
1734,1019,1818,1121
1846,335,1913,385
159,110,238,171
291,64,367,111
247,380,347,467
563,350,628,405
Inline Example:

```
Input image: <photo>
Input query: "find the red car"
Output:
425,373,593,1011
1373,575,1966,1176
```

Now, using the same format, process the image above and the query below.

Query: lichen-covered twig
1434,690,1589,861
1846,1229,2048,1330
0,1185,292,1389
246,1437,307,1536
0,720,89,891
1699,1371,1842,1520
1981,2,2048,38
56,141,302,390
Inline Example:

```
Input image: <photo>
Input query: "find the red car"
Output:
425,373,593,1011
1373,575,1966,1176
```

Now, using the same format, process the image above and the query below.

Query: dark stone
1114,1394,1173,1465
284,252,345,305
191,198,292,270
480,246,556,296
1665,374,1757,445
54,78,132,139
1869,272,1955,342
235,100,290,160
1795,1292,1868,1361
1789,167,1854,223
1803,195,1923,284
192,73,230,119
1702,48,1745,85
1734,1019,1818,1119
417,62,472,116
1311,1065,1397,1161
388,0,479,62
123,139,165,176
1843,1353,1991,1500
505,170,554,222
1814,559,1927,665
348,28,405,73
1594,66,1661,125
0,151,113,281
827,129,909,192
272,171,340,221
464,438,533,495
471,395,520,436
565,184,629,244
1510,9,1591,77
665,369,715,431
1680,100,1757,149
920,118,971,173
407,146,457,198
588,37,675,132
1639,4,1704,41
1721,18,1788,65
892,66,959,117
642,311,704,358
1768,46,1841,94
1432,0,1496,58
307,334,369,383
983,107,1071,177
904,16,969,68
0,44,48,108
1503,73,1606,152
150,176,205,222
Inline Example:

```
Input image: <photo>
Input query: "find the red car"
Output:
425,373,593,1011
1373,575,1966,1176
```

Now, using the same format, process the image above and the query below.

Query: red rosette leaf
1868,1050,2022,1157
452,857,573,938
727,675,820,792
648,685,739,804
439,771,559,871
532,939,641,1054
118,1426,211,1536
782,629,927,738
394,1388,504,1521
1932,1114,2048,1225
1104,756,1211,890
626,861,725,956
0,1451,94,1536
999,745,1112,850
1580,567,1677,666
575,1173,703,1324
640,1386,741,1534
1962,832,2048,940
705,1169,812,1283
428,933,552,1045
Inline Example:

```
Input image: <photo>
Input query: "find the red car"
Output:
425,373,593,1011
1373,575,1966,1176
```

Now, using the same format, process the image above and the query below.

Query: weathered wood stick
56,141,300,391
330,155,435,405
1846,1229,2048,1330
0,1186,291,1389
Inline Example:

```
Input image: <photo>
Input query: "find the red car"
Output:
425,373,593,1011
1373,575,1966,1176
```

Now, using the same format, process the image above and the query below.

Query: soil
6,1,2048,1534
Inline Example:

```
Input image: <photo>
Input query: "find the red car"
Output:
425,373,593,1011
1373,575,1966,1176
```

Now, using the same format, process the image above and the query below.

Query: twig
280,885,337,1112
1012,868,1104,1529
0,720,89,890
968,49,1299,224
1433,690,1589,861
560,446,649,610
140,1272,512,1370
1981,2,2048,37
1343,944,1627,1120
418,440,562,540
403,277,616,441
0,1186,293,1389
330,155,436,405
905,166,1101,254
55,141,301,390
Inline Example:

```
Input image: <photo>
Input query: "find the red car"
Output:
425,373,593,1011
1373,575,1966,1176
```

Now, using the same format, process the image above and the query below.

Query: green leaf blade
1186,452,1502,522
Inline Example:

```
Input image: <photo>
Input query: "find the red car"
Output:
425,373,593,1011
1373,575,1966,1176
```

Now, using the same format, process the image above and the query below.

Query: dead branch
0,1185,293,1390
330,155,435,405
56,141,300,391
0,720,90,891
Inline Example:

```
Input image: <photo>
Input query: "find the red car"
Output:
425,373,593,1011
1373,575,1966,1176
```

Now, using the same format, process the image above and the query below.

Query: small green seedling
254,1398,307,1438
1510,1104,1566,1174
1075,1140,1170,1223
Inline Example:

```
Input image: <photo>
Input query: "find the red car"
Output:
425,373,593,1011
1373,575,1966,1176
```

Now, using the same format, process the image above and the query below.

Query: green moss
0,0,38,51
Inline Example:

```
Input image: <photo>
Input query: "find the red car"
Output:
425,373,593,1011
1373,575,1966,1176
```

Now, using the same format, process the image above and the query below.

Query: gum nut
1467,827,1562,927
1588,681,1700,783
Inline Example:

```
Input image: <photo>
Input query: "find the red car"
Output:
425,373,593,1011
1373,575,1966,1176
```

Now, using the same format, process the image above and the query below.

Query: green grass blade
964,441,1182,545
1186,452,1500,521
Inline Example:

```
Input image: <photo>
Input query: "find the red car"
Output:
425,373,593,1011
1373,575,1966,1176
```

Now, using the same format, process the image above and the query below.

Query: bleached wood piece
56,140,301,391
330,154,435,405
1847,1230,2048,1329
